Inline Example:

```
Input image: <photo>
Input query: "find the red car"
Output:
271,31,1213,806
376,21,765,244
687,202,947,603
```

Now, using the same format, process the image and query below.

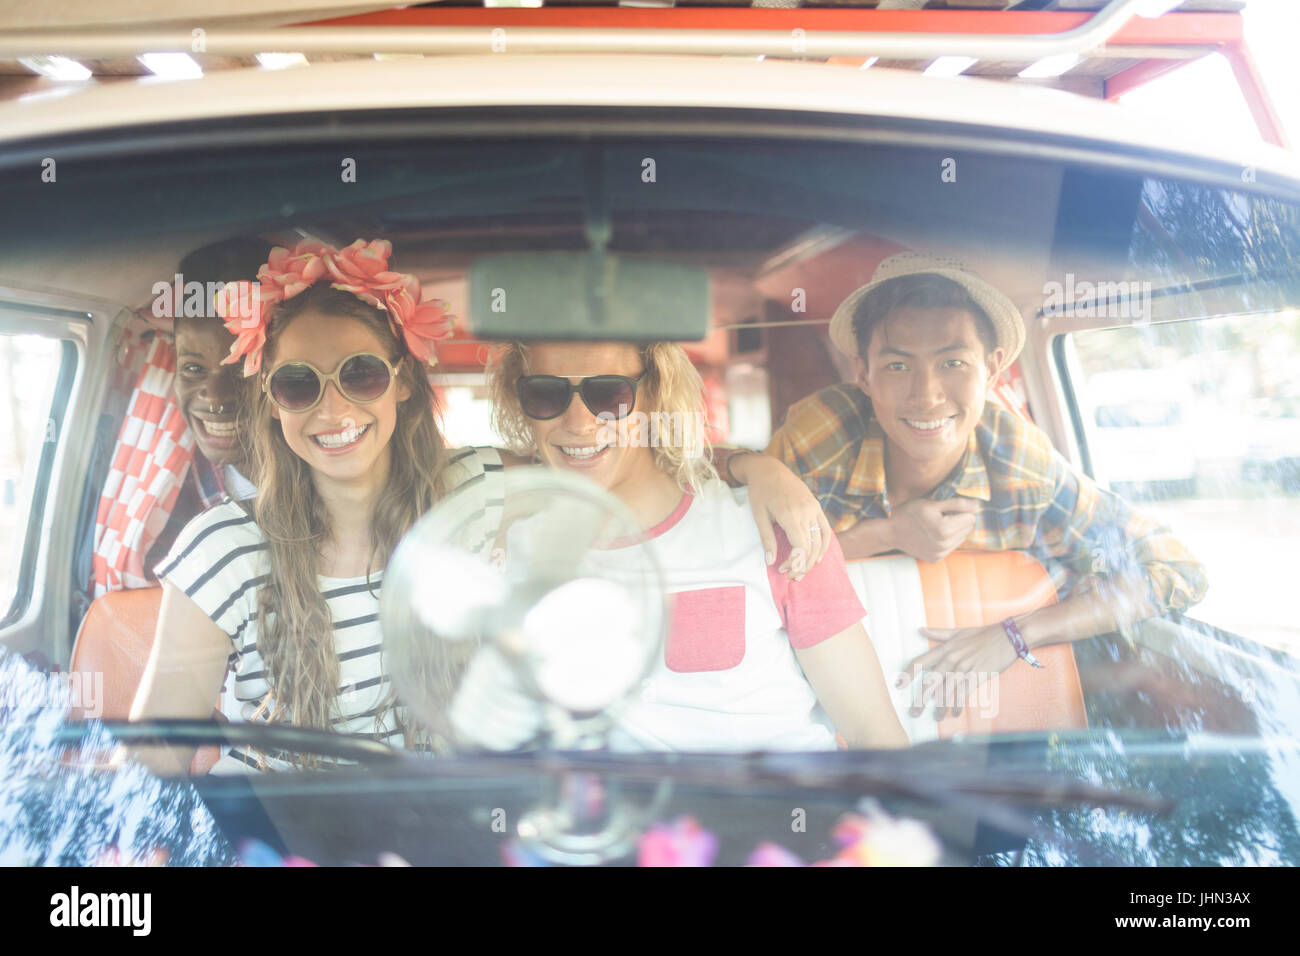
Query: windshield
2,115,1299,866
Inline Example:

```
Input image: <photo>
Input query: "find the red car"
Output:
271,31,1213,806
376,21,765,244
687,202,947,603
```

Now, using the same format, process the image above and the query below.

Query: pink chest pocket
666,586,746,673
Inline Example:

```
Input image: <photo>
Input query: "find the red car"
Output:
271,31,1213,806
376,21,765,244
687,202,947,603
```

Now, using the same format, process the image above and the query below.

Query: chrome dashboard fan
381,466,668,863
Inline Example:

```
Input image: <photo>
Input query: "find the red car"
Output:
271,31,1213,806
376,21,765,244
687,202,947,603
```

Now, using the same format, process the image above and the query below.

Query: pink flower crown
214,238,455,376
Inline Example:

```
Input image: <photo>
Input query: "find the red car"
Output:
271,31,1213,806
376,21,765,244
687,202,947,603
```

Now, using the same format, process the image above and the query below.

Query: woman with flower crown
127,237,831,774
128,238,481,774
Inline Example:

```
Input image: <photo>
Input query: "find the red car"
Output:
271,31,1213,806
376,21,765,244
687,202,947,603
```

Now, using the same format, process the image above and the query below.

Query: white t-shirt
155,445,503,773
595,482,869,752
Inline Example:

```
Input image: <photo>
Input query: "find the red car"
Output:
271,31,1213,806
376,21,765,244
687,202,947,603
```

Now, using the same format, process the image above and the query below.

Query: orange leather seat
845,550,1087,743
69,587,221,774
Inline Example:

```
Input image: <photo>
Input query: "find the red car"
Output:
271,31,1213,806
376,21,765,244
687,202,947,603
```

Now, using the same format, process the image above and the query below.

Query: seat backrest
69,587,220,774
69,587,164,721
845,550,1087,744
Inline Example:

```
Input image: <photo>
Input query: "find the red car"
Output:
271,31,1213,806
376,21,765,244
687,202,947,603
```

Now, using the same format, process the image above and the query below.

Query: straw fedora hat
828,252,1025,373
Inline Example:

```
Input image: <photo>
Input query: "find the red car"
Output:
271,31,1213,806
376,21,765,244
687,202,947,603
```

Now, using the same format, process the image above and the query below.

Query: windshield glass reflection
0,650,233,866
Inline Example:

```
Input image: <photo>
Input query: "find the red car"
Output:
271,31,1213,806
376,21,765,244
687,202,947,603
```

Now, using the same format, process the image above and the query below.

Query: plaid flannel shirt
767,384,1207,614
190,452,230,510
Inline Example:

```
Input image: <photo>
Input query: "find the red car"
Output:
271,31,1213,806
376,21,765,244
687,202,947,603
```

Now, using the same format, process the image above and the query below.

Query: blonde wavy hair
241,284,451,766
487,341,718,493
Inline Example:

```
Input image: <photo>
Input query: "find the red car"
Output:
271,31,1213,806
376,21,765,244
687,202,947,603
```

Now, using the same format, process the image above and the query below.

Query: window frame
0,331,76,629
0,294,106,664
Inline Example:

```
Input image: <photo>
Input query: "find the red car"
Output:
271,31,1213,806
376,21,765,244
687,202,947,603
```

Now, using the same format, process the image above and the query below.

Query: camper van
1,0,1298,868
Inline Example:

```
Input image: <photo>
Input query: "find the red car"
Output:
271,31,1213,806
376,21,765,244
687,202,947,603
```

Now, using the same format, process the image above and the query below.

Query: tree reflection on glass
0,650,234,866
1131,180,1300,284
1009,633,1300,866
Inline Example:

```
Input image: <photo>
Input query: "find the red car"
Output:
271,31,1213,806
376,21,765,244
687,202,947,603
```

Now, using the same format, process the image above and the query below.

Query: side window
1063,311,1300,651
0,334,74,625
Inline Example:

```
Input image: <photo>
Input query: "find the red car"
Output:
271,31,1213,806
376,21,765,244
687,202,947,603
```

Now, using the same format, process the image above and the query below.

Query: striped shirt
155,445,504,772
767,384,1207,613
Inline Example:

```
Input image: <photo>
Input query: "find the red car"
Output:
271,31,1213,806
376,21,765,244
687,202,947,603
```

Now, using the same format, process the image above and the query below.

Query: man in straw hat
766,252,1206,689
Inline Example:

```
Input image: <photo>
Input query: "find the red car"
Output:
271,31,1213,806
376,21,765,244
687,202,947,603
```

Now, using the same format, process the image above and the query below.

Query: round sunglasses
263,352,400,413
516,372,645,421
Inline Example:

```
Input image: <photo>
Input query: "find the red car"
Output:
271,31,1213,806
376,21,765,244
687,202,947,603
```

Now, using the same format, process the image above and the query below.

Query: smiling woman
260,298,412,497
477,338,908,753
127,238,485,774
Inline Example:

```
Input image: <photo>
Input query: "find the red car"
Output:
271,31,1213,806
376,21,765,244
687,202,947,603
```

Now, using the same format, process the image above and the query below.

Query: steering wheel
54,718,402,772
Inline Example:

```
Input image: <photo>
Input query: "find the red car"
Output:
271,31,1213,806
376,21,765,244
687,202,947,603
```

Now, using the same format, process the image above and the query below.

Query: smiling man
169,243,263,491
767,252,1207,686
92,238,271,596
142,239,268,569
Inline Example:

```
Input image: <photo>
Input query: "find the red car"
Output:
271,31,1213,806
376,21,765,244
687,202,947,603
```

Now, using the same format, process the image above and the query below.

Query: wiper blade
386,749,1172,812
56,719,401,764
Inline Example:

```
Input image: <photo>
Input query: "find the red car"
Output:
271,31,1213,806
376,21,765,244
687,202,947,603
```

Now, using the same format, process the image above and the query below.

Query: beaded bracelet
1001,617,1044,669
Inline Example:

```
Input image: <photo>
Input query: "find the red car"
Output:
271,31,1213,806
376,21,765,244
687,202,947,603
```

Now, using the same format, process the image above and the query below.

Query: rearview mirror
467,252,710,341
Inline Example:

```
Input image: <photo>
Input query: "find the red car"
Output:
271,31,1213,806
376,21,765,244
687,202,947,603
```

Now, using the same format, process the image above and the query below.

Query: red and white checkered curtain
991,361,1033,423
90,334,195,597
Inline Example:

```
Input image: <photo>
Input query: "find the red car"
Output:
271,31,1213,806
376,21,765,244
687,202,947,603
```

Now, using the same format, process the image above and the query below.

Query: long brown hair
242,284,449,756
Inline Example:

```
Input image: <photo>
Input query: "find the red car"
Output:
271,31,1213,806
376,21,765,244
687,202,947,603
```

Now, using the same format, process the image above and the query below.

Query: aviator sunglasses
517,372,645,421
264,352,400,413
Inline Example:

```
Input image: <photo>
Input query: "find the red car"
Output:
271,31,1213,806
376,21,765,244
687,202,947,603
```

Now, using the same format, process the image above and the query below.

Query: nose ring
209,403,226,415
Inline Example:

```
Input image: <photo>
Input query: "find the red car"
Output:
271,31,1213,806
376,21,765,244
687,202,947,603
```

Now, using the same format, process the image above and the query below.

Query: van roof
0,53,1296,187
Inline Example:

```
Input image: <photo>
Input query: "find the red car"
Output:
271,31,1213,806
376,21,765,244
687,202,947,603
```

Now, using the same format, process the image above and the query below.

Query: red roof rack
0,0,1285,148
